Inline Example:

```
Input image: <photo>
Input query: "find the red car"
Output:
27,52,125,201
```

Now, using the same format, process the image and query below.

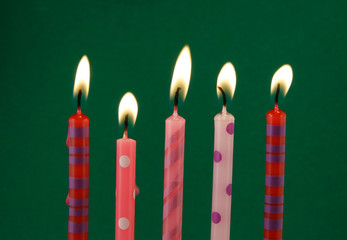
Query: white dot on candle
133,189,136,199
119,155,130,168
118,217,129,230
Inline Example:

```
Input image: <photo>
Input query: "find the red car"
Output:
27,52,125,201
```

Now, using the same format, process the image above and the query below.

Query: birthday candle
162,46,191,240
116,93,138,240
264,65,293,240
210,63,236,240
66,56,90,240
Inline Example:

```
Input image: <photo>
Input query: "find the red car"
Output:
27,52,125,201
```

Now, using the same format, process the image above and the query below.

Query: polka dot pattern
212,212,221,224
119,155,130,168
118,217,129,230
226,184,232,196
226,123,234,135
214,151,222,163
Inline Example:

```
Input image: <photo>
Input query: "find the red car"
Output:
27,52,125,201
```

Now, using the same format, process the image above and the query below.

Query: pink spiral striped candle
162,110,185,240
162,45,191,240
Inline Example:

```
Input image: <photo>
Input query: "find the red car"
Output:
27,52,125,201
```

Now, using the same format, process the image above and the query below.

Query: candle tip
217,86,227,108
275,84,280,108
77,88,82,111
174,87,181,110
123,114,129,138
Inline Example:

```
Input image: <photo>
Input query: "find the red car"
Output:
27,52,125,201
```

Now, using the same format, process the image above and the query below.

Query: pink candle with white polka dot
162,46,191,240
211,63,236,240
116,93,138,240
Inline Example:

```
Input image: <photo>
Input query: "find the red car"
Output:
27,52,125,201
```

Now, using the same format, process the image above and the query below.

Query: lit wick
275,84,280,109
123,114,129,138
174,87,181,112
77,88,82,112
217,86,227,112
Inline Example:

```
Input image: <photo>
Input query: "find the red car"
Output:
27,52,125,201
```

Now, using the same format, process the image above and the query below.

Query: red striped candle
162,45,191,240
264,65,292,240
67,109,89,240
66,56,90,240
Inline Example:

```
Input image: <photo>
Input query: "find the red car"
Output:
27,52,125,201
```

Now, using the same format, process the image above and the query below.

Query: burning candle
116,92,138,240
66,55,90,240
162,46,192,240
263,65,293,240
210,63,237,240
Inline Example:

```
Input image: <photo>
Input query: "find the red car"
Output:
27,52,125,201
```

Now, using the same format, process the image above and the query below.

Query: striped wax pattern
264,109,286,240
67,116,89,240
162,114,185,240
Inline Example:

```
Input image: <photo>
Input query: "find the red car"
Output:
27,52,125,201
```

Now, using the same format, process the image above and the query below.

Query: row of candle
66,45,293,240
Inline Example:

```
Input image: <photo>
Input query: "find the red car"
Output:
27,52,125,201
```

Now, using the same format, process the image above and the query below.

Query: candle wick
174,87,181,113
77,88,82,112
275,84,280,109
217,86,227,110
123,114,129,138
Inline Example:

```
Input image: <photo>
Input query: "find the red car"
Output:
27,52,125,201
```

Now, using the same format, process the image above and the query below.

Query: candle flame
73,55,90,99
270,64,293,96
217,62,236,98
170,45,192,101
118,92,138,125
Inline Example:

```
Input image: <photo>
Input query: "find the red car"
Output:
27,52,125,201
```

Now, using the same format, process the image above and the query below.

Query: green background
1,0,346,239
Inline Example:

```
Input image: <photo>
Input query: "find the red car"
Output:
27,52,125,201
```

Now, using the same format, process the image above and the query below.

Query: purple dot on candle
212,212,221,224
214,151,222,163
226,123,234,135
226,184,232,196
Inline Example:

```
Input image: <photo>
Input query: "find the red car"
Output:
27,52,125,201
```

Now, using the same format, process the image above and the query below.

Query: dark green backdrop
1,0,346,239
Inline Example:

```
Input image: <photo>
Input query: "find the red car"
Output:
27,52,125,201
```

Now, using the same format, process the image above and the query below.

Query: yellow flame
73,55,90,98
118,92,138,125
271,64,293,96
217,62,236,98
170,45,192,100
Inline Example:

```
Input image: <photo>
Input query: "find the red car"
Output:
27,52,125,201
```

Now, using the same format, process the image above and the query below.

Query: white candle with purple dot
211,62,236,240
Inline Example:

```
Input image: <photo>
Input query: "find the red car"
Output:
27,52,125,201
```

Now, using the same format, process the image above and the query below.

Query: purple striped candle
67,113,89,240
264,109,286,240
264,64,292,240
